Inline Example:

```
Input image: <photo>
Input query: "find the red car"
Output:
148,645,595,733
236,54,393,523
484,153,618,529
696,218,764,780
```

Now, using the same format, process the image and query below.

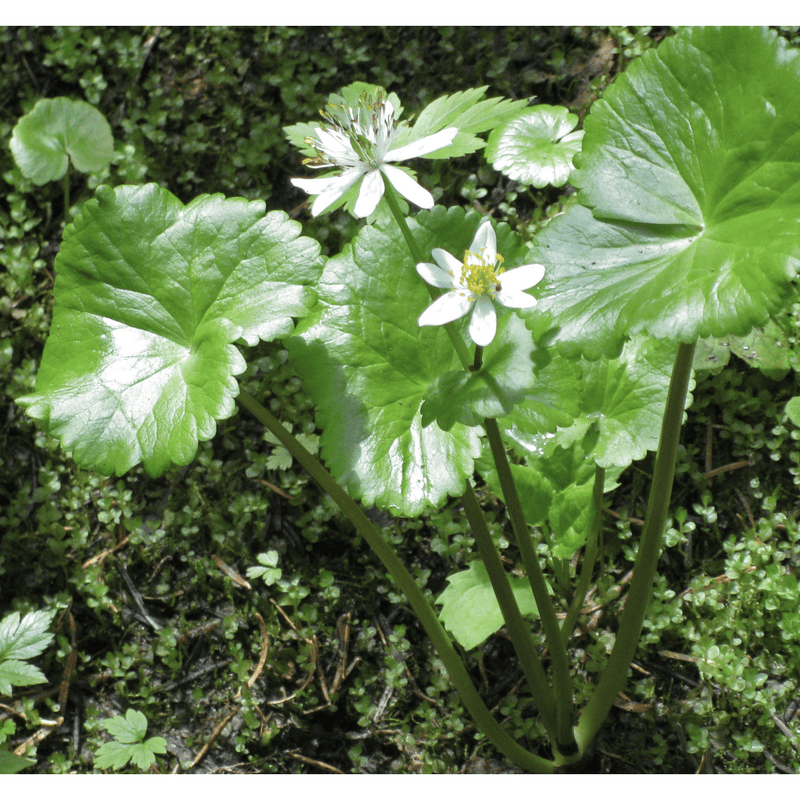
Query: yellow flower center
460,248,505,299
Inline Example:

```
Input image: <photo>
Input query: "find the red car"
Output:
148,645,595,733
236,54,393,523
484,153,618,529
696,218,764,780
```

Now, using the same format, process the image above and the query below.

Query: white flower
291,90,457,218
417,221,545,347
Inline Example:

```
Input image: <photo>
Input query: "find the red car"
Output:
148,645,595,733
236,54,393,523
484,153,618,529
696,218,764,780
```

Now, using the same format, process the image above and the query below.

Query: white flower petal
381,164,434,209
470,221,497,262
418,292,473,327
290,175,341,194
469,295,497,346
354,169,385,217
315,128,356,164
385,127,458,162
495,290,538,310
417,261,456,289
500,264,545,292
432,248,463,280
307,169,364,216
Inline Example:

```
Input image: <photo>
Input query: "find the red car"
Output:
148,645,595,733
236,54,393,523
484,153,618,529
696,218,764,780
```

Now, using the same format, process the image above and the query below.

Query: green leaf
287,207,525,515
130,739,167,770
531,27,800,360
420,314,542,431
104,709,148,744
18,183,323,477
491,463,554,527
437,560,540,651
785,396,800,427
392,87,530,160
95,740,132,771
247,551,282,586
549,483,594,559
95,738,167,772
0,749,34,775
283,120,320,159
96,709,167,772
726,320,798,378
555,336,685,469
0,609,55,693
694,318,799,377
0,609,56,662
485,105,584,187
10,97,114,184
0,660,48,696
692,336,732,376
264,424,319,471
502,336,686,470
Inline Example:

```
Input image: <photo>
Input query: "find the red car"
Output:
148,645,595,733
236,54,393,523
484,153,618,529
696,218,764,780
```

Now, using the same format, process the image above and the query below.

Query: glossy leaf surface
501,336,685,470
485,104,584,187
288,207,507,515
19,184,323,477
530,27,800,360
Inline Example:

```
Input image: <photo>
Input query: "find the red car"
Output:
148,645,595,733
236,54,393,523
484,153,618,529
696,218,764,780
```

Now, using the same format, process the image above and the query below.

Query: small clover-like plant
263,423,319,471
247,551,283,587
94,709,167,772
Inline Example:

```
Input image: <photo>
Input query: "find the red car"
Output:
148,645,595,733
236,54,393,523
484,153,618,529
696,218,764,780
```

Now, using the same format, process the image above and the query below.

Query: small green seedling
247,551,283,587
94,709,167,772
10,96,114,219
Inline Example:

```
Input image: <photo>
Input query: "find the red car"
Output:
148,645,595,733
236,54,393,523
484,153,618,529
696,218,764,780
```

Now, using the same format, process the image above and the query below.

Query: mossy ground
2,26,800,774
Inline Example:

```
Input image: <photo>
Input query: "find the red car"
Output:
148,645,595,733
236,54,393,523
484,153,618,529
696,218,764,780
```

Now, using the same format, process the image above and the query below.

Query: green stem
574,340,696,751
484,417,577,756
63,167,71,223
237,388,555,773
460,481,558,740
561,465,605,645
380,175,472,371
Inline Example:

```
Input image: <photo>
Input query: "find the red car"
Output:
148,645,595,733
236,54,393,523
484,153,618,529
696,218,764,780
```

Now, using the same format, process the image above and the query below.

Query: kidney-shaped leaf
485,105,584,188
287,207,504,515
18,183,323,476
10,97,114,184
531,27,800,360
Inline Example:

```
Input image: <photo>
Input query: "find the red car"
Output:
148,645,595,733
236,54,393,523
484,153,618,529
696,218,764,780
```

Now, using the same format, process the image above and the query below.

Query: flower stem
63,167,71,223
560,465,605,645
471,345,483,372
236,388,556,773
380,176,473,371
484,417,577,756
460,481,559,740
574,340,696,751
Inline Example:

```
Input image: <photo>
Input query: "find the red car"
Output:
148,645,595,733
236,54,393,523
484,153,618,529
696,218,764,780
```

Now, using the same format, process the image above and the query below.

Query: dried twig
287,752,344,774
191,710,238,769
211,555,252,591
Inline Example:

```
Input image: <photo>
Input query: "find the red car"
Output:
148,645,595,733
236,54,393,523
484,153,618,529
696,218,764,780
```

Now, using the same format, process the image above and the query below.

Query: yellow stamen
461,248,505,298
